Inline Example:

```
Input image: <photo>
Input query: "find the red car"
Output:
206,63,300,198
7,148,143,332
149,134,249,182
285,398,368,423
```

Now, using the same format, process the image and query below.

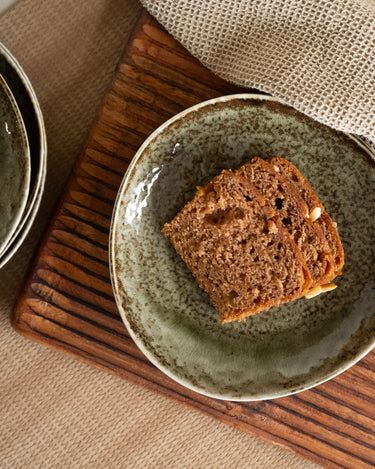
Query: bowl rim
109,92,375,401
0,42,47,267
0,73,31,256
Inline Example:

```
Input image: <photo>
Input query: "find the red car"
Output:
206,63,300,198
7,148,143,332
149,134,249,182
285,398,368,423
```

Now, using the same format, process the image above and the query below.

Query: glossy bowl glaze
0,43,46,267
0,74,30,256
110,94,375,401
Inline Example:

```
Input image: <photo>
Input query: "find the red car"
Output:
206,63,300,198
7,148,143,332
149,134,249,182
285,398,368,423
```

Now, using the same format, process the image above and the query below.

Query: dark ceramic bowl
0,43,46,268
0,74,30,256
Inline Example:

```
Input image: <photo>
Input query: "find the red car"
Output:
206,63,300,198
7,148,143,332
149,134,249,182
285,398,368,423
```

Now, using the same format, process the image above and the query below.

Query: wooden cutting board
12,11,375,468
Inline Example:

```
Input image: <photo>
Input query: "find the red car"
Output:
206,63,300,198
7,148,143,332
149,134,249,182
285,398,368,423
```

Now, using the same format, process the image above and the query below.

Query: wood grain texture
12,11,375,468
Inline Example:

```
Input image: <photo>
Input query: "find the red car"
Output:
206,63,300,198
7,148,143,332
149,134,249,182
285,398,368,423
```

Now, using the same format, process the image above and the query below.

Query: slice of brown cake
237,158,335,288
268,157,344,275
163,170,310,323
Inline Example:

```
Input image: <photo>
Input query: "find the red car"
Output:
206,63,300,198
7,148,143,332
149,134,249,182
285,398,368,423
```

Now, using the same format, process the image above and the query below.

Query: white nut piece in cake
309,207,322,222
305,283,337,299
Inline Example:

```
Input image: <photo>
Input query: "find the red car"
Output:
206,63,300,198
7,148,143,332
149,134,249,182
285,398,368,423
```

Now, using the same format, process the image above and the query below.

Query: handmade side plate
0,43,46,267
0,74,30,256
110,94,375,401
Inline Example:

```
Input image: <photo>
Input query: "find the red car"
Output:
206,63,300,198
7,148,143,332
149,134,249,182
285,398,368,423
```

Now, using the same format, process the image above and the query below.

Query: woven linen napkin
141,0,375,142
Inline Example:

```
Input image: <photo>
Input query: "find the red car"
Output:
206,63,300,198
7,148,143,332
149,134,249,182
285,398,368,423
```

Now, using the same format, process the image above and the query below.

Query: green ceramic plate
0,43,46,268
110,94,375,401
0,73,30,256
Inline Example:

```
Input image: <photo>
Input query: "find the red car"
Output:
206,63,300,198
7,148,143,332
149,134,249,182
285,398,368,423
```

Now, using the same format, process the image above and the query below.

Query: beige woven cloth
0,0,322,467
142,0,375,141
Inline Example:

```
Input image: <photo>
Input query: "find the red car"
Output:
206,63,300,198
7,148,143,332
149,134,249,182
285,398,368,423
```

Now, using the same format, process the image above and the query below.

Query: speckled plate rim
0,73,31,257
110,93,375,401
0,42,47,268
0,167,45,269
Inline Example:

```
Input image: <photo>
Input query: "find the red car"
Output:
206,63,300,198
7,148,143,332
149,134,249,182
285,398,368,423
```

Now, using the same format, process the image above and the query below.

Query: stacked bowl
0,43,46,268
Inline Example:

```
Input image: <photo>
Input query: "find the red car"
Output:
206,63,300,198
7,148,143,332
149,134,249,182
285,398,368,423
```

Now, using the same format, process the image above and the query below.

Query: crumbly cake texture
163,170,310,323
268,157,344,275
163,158,344,323
237,158,335,288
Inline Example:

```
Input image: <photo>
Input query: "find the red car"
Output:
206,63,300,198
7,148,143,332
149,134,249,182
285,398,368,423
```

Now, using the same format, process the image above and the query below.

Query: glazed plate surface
110,94,375,401
0,43,46,267
0,74,30,256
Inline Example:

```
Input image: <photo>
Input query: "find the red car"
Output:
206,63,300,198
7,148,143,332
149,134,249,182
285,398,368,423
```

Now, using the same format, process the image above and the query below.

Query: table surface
1,1,371,468
10,9,375,469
